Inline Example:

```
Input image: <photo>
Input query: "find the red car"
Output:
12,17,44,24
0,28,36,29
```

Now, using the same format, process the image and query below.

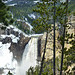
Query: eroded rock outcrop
0,25,30,62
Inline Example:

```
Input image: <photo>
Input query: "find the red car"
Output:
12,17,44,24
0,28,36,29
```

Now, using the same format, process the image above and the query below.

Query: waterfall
0,25,43,75
16,37,38,75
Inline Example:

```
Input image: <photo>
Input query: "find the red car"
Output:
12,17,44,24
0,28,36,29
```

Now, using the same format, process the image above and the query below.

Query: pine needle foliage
0,0,14,29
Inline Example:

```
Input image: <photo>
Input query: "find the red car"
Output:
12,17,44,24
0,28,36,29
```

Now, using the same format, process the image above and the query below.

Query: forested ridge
8,0,75,22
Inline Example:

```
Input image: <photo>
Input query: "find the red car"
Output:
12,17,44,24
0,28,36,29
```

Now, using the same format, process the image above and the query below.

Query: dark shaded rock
37,38,41,62
0,68,4,74
13,31,19,37
2,37,12,44
38,38,41,57
20,33,25,39
6,28,13,35
6,29,10,35
37,36,43,62
9,37,30,62
6,28,19,37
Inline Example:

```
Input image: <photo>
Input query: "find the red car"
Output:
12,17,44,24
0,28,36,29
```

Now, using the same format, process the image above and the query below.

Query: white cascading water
0,42,17,75
16,37,38,75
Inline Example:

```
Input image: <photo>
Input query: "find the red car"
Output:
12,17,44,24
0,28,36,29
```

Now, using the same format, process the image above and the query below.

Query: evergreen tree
0,0,14,29
53,0,56,75
32,0,52,75
60,0,69,75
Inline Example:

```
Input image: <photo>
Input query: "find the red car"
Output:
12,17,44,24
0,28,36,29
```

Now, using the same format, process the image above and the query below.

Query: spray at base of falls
16,37,38,75
0,42,17,75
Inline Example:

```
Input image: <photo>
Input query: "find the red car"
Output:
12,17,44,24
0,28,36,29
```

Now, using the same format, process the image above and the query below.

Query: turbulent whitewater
0,42,17,75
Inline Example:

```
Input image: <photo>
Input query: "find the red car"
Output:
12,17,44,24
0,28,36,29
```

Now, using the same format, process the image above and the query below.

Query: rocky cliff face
40,31,60,61
0,25,30,62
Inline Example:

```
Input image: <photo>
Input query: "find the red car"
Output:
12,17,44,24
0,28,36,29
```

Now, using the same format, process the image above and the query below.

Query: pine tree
60,0,69,75
56,0,70,74
0,0,14,29
0,0,7,22
32,0,52,75
53,0,56,75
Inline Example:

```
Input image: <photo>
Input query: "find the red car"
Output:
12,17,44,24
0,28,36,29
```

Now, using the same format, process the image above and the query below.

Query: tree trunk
53,0,56,75
39,31,48,75
74,28,75,39
60,0,68,75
